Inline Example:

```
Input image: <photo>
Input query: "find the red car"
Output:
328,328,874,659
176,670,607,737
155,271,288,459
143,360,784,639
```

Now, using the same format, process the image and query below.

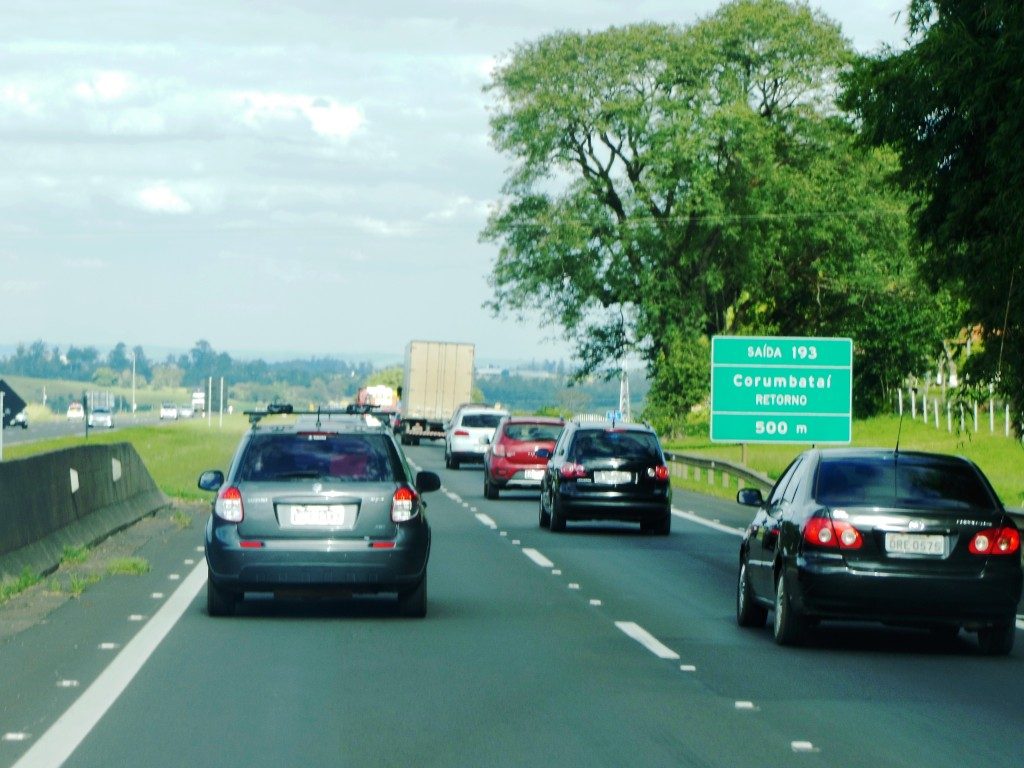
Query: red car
483,416,565,499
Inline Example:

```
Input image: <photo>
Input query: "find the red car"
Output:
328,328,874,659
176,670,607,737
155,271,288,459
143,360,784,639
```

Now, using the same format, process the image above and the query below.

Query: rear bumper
558,492,671,523
206,519,430,594
791,557,1023,626
487,461,546,489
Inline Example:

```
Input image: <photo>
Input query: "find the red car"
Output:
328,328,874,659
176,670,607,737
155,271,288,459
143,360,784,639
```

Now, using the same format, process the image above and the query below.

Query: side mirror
416,470,441,494
198,470,224,492
535,447,552,459
736,488,764,507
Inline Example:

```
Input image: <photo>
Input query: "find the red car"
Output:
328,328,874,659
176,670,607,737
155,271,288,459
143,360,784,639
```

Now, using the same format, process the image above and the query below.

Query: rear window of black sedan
815,455,997,511
570,429,662,462
237,433,404,483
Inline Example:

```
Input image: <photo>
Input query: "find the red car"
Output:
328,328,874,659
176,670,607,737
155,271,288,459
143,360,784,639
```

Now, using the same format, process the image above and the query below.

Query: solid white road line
671,508,744,537
521,548,554,568
614,621,680,660
12,561,207,768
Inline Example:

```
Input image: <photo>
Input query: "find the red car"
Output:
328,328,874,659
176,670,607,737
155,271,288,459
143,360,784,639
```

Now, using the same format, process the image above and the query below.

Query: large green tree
483,0,947,419
842,0,1024,432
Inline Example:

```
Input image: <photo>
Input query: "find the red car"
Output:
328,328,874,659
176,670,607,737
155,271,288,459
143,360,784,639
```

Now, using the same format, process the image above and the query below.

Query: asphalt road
1,443,1022,767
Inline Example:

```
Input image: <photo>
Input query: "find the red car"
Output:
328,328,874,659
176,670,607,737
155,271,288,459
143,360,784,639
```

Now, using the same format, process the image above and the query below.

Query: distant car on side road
179,405,194,418
66,402,85,421
7,411,28,429
159,404,179,420
88,407,114,429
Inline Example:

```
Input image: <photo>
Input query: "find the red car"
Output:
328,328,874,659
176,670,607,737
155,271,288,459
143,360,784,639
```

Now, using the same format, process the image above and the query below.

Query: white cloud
136,183,192,214
64,257,107,269
0,279,40,295
73,71,133,103
233,91,364,142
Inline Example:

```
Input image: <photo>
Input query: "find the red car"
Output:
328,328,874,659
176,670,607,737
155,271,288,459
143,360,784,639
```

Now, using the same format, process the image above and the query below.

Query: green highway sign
710,336,853,443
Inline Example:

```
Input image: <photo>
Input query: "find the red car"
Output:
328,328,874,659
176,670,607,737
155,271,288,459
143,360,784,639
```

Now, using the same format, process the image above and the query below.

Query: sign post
710,336,853,444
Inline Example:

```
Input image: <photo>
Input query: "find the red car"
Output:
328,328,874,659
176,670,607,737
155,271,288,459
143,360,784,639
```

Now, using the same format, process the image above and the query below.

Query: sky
0,1,910,366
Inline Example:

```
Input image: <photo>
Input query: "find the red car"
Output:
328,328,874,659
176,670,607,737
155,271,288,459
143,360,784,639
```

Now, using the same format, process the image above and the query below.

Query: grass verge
665,413,1024,508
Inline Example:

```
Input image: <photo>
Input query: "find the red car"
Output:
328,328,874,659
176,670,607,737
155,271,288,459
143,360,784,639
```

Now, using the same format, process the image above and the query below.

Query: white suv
444,406,508,469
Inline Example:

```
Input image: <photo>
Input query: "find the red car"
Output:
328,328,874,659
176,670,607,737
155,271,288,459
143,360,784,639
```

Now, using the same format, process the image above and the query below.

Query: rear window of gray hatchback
815,456,996,511
237,433,401,482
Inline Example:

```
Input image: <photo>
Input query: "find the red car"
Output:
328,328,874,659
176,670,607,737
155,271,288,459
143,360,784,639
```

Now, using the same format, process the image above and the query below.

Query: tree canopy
483,0,950,422
841,0,1024,431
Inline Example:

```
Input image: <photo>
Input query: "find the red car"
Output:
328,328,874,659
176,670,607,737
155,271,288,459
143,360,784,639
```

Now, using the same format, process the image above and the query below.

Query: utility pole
618,361,631,423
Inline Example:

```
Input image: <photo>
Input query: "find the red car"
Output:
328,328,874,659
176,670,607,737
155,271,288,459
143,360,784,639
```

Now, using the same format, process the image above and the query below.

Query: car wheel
641,514,671,536
206,573,237,617
538,493,551,528
397,574,427,618
977,622,1015,655
736,559,768,628
772,570,805,645
484,478,499,500
548,495,567,533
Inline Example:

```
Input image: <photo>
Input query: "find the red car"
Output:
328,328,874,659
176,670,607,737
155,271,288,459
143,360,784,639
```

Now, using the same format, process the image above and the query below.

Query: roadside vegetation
666,413,1024,509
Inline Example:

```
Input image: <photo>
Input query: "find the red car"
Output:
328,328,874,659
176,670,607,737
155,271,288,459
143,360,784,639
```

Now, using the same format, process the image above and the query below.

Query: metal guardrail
665,452,1024,529
664,451,774,493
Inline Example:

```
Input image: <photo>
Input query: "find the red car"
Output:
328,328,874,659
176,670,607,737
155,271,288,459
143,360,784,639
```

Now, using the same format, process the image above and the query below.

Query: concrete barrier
0,443,168,580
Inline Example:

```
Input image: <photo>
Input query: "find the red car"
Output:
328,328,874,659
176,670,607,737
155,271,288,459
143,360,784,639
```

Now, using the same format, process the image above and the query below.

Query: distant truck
356,385,397,410
398,341,475,445
192,389,206,414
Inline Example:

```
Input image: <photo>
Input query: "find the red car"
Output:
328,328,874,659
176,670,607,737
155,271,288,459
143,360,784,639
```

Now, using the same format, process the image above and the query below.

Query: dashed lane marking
474,513,498,529
522,549,554,568
671,508,744,537
614,621,680,660
791,741,819,753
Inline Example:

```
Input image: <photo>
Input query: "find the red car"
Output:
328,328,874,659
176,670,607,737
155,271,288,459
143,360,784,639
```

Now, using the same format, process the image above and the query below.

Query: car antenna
895,387,914,456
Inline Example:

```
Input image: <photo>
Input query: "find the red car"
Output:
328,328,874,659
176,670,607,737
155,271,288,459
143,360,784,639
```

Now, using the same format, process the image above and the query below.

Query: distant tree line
0,338,372,397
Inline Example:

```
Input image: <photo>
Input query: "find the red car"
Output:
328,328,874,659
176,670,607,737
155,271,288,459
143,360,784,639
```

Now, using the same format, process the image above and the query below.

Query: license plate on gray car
285,504,356,528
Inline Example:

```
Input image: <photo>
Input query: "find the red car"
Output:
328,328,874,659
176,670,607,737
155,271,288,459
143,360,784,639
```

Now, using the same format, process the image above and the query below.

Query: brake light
803,516,862,549
454,429,470,437
560,463,587,479
215,486,244,523
648,465,670,481
969,527,1021,556
392,486,419,522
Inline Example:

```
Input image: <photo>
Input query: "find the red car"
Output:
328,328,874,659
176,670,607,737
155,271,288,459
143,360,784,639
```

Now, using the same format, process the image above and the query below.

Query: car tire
207,573,237,617
977,622,1015,655
484,478,499,500
538,494,551,528
549,496,566,533
641,514,671,536
772,570,805,645
397,574,427,618
736,559,768,628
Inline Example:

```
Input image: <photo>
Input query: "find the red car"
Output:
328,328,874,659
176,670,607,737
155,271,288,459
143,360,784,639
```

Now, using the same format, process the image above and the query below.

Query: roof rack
244,404,394,429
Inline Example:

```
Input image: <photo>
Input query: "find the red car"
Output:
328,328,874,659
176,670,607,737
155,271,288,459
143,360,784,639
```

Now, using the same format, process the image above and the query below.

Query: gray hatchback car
199,409,440,617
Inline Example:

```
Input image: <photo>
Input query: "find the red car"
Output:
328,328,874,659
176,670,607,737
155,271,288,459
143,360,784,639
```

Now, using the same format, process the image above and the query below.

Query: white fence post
911,389,917,419
947,401,952,433
973,402,979,432
898,389,903,416
934,400,939,429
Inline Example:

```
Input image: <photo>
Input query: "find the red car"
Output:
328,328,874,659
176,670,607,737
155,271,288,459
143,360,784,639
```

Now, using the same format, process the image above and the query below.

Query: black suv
199,408,441,617
538,420,672,535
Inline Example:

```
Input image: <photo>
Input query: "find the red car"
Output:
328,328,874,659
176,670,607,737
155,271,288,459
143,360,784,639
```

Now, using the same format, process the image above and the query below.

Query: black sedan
199,409,441,617
735,448,1022,654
